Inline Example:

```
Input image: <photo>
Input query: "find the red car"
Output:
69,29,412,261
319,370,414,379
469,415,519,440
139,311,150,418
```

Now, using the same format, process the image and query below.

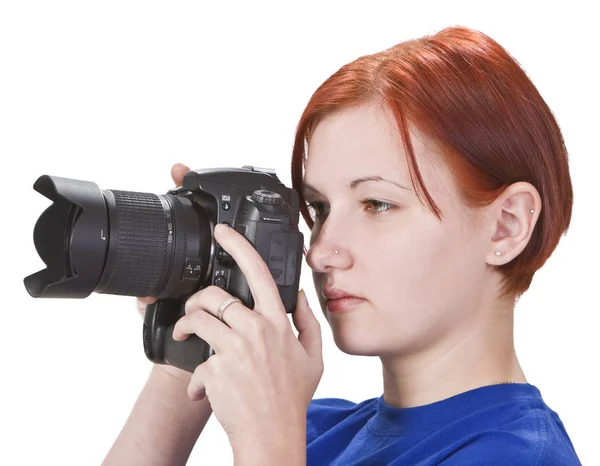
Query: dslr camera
23,166,304,372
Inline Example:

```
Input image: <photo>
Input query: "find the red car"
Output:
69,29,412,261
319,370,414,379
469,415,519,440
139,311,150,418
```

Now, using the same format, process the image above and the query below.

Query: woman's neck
379,303,526,409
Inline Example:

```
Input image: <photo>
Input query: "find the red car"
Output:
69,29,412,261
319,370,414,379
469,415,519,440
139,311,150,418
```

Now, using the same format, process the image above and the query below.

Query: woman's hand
171,223,324,453
136,162,191,382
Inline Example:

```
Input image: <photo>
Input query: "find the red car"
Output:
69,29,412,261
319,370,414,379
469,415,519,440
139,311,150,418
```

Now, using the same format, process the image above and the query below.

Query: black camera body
24,165,304,373
144,166,304,372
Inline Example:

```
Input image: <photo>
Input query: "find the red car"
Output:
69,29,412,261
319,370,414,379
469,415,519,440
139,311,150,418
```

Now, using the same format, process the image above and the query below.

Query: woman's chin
331,329,383,356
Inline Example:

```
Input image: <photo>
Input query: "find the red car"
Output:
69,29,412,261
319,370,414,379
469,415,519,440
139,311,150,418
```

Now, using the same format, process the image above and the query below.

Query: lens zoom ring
102,191,168,296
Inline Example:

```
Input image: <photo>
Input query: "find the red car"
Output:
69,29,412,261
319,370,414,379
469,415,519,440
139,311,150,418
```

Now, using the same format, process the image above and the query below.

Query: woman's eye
306,199,396,219
306,201,328,218
362,199,395,215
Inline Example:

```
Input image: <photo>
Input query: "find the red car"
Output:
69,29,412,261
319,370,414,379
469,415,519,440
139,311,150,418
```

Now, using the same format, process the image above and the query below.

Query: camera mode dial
251,190,282,205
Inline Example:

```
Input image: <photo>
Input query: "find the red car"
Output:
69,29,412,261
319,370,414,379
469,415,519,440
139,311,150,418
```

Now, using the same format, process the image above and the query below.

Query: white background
1,1,598,465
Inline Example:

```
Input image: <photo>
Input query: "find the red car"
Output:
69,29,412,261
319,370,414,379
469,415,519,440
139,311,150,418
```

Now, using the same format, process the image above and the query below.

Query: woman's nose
305,226,349,272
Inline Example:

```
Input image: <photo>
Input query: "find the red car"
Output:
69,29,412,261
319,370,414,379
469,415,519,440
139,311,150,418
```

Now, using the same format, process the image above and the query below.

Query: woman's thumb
292,289,322,359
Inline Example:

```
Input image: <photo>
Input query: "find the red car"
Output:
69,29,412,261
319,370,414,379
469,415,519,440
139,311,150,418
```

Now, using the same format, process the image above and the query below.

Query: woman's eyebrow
302,175,411,195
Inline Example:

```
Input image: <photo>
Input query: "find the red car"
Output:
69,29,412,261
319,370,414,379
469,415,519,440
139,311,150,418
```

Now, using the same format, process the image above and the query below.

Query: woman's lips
326,297,366,312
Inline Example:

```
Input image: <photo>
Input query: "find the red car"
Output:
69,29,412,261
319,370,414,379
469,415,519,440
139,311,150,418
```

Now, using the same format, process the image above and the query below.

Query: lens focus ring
100,190,170,296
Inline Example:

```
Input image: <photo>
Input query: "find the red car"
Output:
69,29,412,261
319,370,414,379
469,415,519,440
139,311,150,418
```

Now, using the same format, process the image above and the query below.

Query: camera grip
143,299,214,373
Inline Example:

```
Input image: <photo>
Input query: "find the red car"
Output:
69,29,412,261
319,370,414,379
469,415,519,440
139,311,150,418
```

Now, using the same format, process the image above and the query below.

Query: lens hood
24,175,109,298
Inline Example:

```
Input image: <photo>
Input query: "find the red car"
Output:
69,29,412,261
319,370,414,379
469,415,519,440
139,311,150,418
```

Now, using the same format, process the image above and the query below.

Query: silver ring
217,297,241,322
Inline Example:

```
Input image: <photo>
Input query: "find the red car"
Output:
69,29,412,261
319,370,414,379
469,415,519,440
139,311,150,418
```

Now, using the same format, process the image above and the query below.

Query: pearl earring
495,210,535,257
334,250,339,254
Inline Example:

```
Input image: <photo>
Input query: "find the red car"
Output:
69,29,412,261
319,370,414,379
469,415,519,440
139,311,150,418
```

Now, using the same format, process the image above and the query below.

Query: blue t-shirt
306,383,581,465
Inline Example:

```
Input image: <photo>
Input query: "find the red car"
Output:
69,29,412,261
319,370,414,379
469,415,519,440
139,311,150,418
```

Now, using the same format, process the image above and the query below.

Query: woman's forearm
102,366,213,466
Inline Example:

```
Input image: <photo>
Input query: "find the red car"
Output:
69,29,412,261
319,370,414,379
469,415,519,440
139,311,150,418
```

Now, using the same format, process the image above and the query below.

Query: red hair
291,26,573,301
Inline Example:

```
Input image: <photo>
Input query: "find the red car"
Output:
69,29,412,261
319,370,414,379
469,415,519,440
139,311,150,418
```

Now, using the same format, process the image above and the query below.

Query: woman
104,26,581,465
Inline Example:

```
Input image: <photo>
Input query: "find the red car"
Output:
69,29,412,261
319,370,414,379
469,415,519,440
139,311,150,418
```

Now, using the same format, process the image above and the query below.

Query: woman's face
303,103,496,357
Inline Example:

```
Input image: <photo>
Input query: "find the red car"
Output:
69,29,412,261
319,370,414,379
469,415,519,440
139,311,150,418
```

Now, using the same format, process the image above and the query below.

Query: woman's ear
485,182,541,265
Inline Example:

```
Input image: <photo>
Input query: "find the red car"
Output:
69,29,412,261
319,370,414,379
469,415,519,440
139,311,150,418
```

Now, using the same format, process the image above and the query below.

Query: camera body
23,165,304,373
144,166,304,372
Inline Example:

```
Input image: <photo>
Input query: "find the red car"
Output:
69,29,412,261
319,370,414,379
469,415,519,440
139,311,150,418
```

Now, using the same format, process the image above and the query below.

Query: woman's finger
172,308,236,354
136,297,157,317
171,163,191,187
188,363,209,401
137,296,157,304
184,286,258,331
213,224,283,320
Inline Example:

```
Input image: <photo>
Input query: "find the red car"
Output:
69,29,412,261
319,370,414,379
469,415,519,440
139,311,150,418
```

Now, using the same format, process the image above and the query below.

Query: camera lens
24,175,211,300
